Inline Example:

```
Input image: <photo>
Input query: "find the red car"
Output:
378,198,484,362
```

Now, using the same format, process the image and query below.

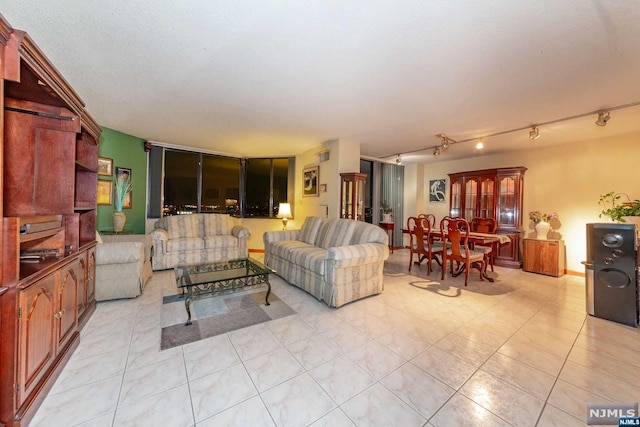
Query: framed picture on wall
116,167,132,182
429,179,446,202
98,157,113,176
97,179,112,205
123,191,132,209
303,166,319,197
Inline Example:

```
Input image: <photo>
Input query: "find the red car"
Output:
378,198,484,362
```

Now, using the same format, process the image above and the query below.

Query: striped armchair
264,217,389,307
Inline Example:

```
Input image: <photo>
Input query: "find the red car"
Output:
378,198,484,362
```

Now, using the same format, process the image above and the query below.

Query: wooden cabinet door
523,239,562,276
17,275,56,406
77,255,87,318
57,260,79,352
86,247,96,305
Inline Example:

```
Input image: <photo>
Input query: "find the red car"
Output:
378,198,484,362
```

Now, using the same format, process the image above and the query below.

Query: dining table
404,228,511,282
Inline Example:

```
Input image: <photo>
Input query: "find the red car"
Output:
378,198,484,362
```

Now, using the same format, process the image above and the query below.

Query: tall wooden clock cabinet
0,15,101,426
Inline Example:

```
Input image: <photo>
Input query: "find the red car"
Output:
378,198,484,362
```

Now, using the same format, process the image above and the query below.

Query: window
152,147,292,218
246,158,290,217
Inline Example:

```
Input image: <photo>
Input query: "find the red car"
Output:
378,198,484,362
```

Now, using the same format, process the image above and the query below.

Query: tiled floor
31,251,640,426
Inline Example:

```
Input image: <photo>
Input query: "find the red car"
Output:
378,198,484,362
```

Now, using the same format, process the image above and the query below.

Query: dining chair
440,217,486,286
407,216,443,275
418,213,440,242
470,217,497,271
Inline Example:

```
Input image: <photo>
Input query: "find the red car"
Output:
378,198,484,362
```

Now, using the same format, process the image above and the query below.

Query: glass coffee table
174,257,274,326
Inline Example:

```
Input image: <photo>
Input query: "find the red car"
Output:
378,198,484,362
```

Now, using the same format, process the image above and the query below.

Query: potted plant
381,201,393,223
598,191,640,224
113,174,132,232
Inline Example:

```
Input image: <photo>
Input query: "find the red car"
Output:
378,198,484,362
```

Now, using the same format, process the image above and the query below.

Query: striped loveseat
150,214,250,270
263,217,389,308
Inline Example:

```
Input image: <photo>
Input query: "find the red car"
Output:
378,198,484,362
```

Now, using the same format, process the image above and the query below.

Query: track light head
441,137,449,150
475,140,484,150
433,147,441,156
395,154,402,164
596,111,610,127
529,127,540,140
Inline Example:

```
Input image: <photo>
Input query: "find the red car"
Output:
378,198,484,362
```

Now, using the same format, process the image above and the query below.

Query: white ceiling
3,1,640,164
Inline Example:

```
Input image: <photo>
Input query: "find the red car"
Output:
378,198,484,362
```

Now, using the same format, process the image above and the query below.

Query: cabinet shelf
20,227,64,243
75,161,97,173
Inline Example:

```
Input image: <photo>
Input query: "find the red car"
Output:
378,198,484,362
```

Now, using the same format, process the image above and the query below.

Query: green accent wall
97,127,147,233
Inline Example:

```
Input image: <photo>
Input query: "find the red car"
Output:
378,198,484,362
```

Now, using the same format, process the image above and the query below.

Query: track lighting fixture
383,101,639,162
529,127,540,140
595,111,610,127
395,154,402,164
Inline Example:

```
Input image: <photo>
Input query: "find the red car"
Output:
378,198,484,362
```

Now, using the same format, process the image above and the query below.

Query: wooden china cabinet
0,16,101,426
449,167,526,268
340,173,367,221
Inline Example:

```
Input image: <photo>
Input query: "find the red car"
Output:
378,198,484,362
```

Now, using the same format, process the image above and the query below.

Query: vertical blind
381,162,404,248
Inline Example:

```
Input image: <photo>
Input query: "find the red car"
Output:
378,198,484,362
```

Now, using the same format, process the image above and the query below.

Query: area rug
160,289,295,350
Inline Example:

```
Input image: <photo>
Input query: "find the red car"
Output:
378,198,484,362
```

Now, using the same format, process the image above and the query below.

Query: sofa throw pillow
202,214,231,237
316,218,356,249
298,216,322,244
166,214,199,239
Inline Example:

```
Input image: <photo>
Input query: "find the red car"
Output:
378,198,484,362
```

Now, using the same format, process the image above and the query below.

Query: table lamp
278,203,292,230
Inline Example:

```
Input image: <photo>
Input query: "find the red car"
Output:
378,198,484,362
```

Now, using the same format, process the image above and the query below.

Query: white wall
417,131,640,273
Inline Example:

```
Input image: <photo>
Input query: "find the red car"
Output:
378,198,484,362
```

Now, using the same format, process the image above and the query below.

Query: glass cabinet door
498,177,515,225
464,178,478,220
450,178,462,217
479,177,495,218
340,172,367,221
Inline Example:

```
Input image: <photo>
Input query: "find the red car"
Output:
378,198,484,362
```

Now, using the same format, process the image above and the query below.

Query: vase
112,211,126,232
382,213,393,223
534,220,550,240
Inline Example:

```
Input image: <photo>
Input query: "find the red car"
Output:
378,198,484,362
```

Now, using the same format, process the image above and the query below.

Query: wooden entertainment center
0,15,101,426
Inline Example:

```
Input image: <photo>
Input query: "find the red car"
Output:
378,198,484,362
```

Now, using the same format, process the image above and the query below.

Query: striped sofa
150,214,250,270
263,217,389,308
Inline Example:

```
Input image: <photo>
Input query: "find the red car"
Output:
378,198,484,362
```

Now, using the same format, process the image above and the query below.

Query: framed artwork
116,166,132,181
429,179,446,202
303,166,319,197
98,157,113,176
319,183,327,193
123,191,132,209
97,179,112,205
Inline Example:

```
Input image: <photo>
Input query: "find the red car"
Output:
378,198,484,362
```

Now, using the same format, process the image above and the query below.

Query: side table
379,221,395,254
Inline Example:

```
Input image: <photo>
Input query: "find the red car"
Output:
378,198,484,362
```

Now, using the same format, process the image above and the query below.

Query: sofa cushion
201,214,232,236
167,237,205,252
270,240,314,259
299,216,323,244
289,245,328,275
203,235,238,250
316,218,356,249
166,215,199,239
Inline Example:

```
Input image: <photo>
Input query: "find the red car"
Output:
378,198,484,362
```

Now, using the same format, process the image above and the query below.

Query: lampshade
277,203,292,230
277,203,292,219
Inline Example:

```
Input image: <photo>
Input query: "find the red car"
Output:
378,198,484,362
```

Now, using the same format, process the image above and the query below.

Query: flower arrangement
114,174,132,212
529,210,558,224
381,201,393,214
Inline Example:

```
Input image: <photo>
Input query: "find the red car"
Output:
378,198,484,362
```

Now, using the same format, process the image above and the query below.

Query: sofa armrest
96,241,144,265
326,243,389,268
150,228,168,256
231,225,251,239
263,229,300,245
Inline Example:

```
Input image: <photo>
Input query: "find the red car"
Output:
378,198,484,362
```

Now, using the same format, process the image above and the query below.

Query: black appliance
585,223,638,327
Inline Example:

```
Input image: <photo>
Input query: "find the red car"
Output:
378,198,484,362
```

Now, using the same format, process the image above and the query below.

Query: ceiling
3,1,640,164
